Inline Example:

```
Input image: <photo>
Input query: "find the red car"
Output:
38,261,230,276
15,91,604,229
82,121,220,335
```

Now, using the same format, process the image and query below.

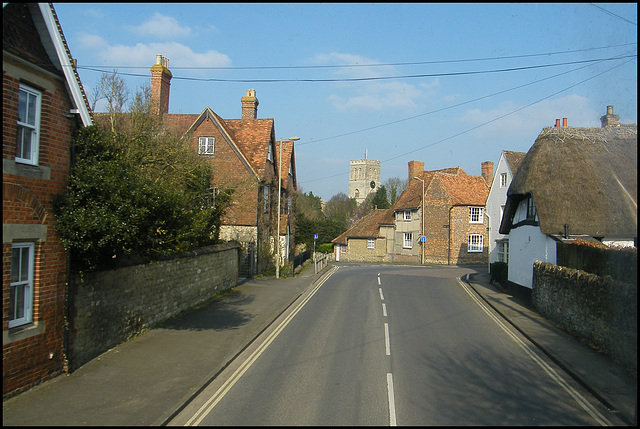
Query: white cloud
77,33,231,69
313,52,442,111
329,81,426,110
458,94,598,139
129,13,192,39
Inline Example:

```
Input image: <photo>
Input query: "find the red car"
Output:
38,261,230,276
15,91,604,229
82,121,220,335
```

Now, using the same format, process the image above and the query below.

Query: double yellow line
185,266,339,426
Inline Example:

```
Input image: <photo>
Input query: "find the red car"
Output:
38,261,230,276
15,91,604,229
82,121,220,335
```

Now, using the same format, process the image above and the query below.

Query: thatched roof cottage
499,106,637,288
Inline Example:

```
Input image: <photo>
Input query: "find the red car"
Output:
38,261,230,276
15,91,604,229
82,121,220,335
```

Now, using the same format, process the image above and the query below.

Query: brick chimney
481,161,494,187
600,105,620,127
150,54,172,116
408,160,425,182
241,89,259,119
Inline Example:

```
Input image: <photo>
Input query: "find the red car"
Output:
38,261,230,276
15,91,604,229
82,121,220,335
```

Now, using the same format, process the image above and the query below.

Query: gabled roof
162,109,276,181
276,139,296,189
500,125,637,237
391,166,484,210
224,118,275,178
439,173,489,206
332,209,395,245
3,3,92,126
503,150,526,175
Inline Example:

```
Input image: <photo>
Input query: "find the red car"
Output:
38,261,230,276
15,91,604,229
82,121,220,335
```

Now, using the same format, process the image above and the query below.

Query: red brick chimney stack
408,160,425,182
150,54,172,116
481,161,494,187
241,89,259,119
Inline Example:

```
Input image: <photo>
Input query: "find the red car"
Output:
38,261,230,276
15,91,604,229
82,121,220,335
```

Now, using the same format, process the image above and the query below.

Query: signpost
313,233,318,260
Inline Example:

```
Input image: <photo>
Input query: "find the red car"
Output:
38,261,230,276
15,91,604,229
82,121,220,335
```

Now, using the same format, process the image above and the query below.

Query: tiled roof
276,140,295,188
162,110,275,180
392,167,464,210
439,173,489,206
332,209,394,244
224,118,274,177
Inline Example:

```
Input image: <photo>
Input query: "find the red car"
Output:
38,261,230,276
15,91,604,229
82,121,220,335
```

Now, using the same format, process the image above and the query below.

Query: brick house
333,160,491,265
3,3,92,397
275,139,297,265
148,56,297,275
332,209,395,262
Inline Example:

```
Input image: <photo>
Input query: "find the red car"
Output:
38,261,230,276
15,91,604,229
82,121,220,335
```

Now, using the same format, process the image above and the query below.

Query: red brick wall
188,118,260,226
420,180,487,265
3,68,75,397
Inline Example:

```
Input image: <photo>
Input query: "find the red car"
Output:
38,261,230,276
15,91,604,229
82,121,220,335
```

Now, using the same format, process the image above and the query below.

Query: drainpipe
486,212,491,274
448,206,454,265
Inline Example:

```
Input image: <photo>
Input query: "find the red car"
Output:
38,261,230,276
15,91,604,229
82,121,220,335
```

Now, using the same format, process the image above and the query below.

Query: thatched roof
500,125,637,238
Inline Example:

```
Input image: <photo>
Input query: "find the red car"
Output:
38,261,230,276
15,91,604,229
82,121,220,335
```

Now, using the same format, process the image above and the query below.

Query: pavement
3,263,637,426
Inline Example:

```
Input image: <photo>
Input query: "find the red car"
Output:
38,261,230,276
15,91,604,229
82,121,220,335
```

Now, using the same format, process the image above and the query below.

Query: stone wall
532,261,637,371
68,243,239,370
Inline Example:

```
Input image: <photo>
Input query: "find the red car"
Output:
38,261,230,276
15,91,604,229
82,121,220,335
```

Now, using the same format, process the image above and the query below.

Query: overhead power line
79,54,636,83
589,3,637,26
79,43,636,70
299,57,636,185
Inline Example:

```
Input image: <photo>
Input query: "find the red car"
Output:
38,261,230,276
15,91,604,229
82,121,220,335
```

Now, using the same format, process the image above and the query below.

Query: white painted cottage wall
508,224,557,288
486,152,513,264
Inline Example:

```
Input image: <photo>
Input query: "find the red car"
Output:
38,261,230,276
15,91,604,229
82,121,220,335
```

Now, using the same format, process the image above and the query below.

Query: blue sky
54,3,637,201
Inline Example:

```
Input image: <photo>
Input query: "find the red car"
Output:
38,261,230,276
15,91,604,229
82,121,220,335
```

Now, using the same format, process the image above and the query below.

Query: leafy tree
54,76,232,272
55,125,231,272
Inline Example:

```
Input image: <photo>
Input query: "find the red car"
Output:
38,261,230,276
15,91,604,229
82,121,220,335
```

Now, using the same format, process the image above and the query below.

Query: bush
54,125,230,272
490,262,508,284
317,243,333,253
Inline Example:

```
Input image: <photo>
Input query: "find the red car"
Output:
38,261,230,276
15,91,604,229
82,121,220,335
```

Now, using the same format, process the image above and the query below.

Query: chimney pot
241,89,259,119
150,54,172,116
555,119,560,127
562,118,567,127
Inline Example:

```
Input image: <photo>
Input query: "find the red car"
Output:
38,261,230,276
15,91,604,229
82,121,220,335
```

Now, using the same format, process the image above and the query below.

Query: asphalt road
169,264,612,426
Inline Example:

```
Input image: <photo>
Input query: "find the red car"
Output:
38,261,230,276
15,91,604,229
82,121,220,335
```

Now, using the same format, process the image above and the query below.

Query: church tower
348,151,380,205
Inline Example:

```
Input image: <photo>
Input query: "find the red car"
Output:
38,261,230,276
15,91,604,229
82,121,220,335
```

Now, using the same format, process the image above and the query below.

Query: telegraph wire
298,57,636,185
78,43,636,70
78,54,636,83
297,52,635,146
589,3,637,26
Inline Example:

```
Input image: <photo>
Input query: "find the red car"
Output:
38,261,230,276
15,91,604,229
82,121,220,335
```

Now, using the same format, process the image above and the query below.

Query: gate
238,241,256,277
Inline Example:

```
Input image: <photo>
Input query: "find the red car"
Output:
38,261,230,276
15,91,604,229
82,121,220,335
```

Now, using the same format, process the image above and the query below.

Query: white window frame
340,244,346,254
9,242,35,328
497,240,509,263
403,232,413,248
468,234,484,253
16,84,41,165
469,207,484,224
500,172,508,188
367,239,375,249
403,210,412,221
198,136,215,155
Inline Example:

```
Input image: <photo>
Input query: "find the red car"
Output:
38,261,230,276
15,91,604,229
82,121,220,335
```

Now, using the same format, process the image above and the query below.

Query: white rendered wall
508,224,557,288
